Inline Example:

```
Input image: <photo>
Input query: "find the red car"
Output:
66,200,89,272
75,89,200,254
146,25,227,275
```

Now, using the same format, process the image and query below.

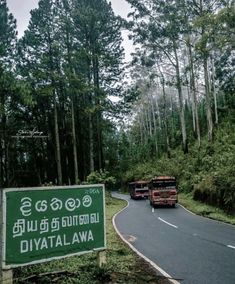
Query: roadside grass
14,192,170,284
179,193,235,225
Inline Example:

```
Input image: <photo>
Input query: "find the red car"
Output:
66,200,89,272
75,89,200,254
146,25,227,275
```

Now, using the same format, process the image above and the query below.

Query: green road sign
2,185,106,268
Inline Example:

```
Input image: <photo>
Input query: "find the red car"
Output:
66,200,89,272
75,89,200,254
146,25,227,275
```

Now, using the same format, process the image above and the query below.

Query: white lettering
88,230,94,241
35,200,47,212
65,198,76,211
82,195,92,207
20,197,32,217
51,217,60,232
79,214,89,225
41,237,48,250
65,198,80,211
79,231,87,242
72,215,79,226
34,238,41,251
13,219,25,237
19,230,95,254
90,213,99,223
63,234,71,245
20,240,28,253
62,216,72,227
50,198,63,211
72,232,80,244
40,218,49,234
55,235,63,247
48,235,56,248
27,220,38,233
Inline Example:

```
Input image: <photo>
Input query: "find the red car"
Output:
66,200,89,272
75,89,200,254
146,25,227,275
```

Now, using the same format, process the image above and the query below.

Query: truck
148,176,178,207
129,180,149,199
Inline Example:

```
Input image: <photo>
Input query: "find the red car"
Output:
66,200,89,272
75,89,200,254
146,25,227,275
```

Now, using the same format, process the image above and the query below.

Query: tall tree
127,0,189,153
18,0,64,184
0,0,17,186
72,0,124,171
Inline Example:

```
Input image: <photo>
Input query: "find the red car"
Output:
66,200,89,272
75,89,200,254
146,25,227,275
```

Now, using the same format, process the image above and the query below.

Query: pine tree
0,0,17,186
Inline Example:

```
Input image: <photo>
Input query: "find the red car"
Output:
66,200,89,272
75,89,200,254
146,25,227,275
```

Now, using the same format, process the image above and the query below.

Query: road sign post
1,184,106,274
97,250,106,267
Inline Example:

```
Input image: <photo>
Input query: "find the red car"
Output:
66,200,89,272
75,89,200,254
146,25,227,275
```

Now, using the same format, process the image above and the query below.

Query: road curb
112,194,181,284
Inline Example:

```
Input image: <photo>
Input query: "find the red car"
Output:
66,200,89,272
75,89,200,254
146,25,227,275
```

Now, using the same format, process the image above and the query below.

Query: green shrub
86,170,116,190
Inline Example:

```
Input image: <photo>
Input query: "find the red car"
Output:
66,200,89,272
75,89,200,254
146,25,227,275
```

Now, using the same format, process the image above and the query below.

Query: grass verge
14,192,170,283
179,193,235,225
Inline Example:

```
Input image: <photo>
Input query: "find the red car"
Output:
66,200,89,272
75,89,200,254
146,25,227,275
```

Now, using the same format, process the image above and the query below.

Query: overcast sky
6,0,134,62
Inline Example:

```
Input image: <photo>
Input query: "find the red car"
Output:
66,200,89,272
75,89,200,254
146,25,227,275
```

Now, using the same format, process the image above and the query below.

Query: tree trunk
71,99,79,183
155,91,162,129
85,49,95,174
203,57,213,141
211,56,218,125
65,23,79,184
92,53,103,170
89,112,95,172
140,110,147,143
54,95,62,185
0,98,8,187
173,41,188,153
147,103,153,137
139,114,144,145
187,36,201,147
149,92,158,156
170,90,175,138
200,0,213,141
161,80,171,158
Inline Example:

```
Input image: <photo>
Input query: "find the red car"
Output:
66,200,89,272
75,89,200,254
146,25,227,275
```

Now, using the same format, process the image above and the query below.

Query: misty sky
6,0,134,62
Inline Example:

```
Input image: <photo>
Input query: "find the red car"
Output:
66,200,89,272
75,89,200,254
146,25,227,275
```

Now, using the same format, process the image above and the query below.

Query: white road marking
178,204,196,215
158,217,178,229
152,207,154,213
227,245,235,249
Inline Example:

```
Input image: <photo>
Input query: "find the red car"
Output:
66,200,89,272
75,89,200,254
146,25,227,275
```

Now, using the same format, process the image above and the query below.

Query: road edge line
112,195,180,284
179,204,235,228
178,204,196,215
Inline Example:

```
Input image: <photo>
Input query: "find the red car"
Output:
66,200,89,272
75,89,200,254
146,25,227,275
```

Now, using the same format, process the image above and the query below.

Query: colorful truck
129,180,149,199
148,176,178,207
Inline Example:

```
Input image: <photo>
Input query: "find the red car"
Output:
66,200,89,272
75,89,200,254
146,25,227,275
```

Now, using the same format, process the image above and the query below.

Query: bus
129,180,149,199
148,176,178,207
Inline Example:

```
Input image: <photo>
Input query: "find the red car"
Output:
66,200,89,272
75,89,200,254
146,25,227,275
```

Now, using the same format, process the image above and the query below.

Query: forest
0,0,235,213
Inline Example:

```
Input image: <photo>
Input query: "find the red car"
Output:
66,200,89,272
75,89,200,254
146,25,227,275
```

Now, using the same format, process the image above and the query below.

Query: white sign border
2,184,106,269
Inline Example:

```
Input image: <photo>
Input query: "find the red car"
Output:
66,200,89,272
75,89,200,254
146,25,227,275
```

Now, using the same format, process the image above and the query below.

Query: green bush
193,176,217,204
193,171,235,214
86,170,116,190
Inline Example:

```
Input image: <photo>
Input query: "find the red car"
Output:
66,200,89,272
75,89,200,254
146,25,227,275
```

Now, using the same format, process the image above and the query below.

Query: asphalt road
112,192,235,284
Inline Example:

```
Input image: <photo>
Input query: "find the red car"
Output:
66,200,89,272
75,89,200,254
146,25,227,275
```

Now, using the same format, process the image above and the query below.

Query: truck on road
148,176,178,207
129,180,149,199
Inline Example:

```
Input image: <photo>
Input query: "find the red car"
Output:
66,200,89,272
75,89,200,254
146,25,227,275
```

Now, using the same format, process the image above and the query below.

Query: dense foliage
0,0,234,213
0,0,124,187
123,119,235,213
117,0,235,213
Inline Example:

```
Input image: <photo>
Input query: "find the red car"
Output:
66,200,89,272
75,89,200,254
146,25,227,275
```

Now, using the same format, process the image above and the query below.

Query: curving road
112,192,235,284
